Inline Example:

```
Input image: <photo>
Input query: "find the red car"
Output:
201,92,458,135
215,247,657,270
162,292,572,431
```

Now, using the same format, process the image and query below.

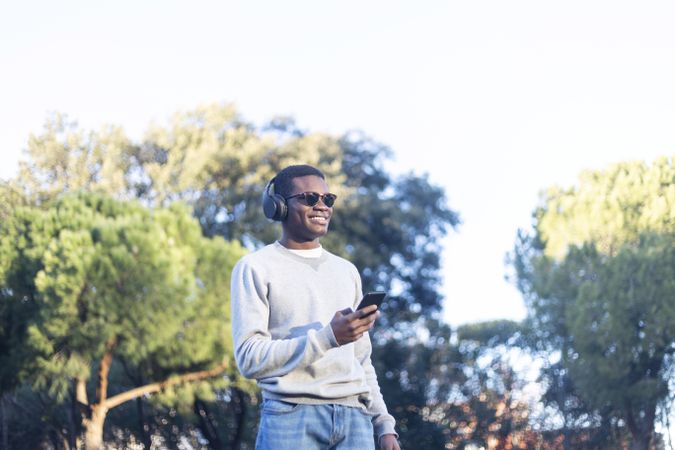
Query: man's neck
279,237,321,250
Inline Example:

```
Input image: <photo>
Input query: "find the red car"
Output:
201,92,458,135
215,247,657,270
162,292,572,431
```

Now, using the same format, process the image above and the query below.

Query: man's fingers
359,310,380,325
350,305,378,320
352,315,378,335
360,304,378,316
353,312,379,333
332,306,380,345
334,308,352,319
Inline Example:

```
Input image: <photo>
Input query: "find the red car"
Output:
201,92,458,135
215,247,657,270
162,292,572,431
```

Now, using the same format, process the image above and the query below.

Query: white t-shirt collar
281,243,324,259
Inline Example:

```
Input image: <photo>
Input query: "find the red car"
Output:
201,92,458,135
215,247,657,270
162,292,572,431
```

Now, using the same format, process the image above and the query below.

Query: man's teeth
310,217,327,223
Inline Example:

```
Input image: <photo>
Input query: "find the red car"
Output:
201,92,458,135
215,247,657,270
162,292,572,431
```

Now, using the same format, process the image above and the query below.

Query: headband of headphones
262,177,288,221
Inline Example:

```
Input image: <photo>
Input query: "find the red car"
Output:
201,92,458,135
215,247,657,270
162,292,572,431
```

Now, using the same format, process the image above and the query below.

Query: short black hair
273,165,325,198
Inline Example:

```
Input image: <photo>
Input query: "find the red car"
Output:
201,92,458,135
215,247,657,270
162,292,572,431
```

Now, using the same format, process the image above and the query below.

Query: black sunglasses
286,192,337,207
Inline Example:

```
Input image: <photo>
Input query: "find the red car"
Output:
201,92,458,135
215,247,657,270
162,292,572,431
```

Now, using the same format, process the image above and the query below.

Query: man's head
273,165,326,198
264,164,336,249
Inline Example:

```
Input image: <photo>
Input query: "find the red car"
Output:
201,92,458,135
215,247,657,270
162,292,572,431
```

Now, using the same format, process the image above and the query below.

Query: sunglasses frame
285,191,337,207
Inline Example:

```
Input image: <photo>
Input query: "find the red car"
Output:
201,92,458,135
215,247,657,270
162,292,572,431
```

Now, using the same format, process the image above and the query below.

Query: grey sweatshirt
230,242,397,438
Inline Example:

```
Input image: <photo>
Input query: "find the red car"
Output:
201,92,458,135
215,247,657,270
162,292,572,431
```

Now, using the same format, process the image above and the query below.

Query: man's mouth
309,215,329,224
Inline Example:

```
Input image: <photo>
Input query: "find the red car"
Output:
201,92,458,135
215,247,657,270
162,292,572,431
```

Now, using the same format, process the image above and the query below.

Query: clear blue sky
1,0,673,325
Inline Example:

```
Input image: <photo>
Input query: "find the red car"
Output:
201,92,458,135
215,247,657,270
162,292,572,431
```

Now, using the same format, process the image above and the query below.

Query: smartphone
356,291,386,317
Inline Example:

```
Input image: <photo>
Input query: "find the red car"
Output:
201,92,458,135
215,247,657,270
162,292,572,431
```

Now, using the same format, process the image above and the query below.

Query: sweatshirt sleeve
349,267,397,438
356,332,398,439
230,258,339,380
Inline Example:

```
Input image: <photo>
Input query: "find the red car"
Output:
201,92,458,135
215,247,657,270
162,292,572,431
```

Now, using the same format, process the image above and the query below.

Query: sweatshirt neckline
273,241,329,264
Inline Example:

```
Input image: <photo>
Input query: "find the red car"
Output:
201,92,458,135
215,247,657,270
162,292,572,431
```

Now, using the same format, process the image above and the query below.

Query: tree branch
75,377,88,407
95,340,116,406
103,362,228,410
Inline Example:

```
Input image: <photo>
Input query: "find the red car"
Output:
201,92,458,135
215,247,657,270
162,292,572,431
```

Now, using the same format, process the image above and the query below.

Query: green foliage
374,319,459,448
536,157,674,259
0,193,245,447
372,318,536,449
4,103,460,447
14,104,459,328
15,113,133,202
1,194,242,391
1,387,75,449
513,157,675,448
567,234,674,419
457,320,523,348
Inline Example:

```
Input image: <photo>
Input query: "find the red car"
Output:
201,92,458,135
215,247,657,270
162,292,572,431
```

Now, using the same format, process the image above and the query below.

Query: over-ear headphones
262,177,288,221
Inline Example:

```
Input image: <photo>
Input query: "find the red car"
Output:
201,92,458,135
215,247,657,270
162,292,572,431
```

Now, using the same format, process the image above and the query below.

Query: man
231,164,400,450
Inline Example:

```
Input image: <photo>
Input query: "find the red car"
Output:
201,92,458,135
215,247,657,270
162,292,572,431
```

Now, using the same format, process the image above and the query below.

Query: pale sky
1,1,674,326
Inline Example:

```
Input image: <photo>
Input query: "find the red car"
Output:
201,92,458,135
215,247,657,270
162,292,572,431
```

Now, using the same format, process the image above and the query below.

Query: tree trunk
136,397,152,450
70,380,83,450
231,388,248,450
76,340,227,450
82,405,107,450
48,429,60,450
194,400,223,450
81,341,114,450
1,394,8,450
626,403,655,450
629,436,650,450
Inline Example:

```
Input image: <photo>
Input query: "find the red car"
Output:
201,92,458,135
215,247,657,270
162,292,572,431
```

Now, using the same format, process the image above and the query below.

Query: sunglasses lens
293,192,336,207
323,194,336,207
304,192,320,206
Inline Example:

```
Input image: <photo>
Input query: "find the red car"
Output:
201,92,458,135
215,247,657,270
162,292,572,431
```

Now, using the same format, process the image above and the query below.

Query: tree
512,157,675,450
373,318,460,448
12,105,459,328
7,103,460,447
451,320,534,450
0,193,245,449
566,236,674,449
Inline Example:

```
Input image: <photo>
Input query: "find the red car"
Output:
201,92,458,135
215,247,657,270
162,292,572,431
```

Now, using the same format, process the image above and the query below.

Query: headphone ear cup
271,193,287,221
262,179,288,221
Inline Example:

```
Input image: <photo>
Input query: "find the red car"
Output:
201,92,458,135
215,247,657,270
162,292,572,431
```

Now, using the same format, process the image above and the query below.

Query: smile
309,216,328,224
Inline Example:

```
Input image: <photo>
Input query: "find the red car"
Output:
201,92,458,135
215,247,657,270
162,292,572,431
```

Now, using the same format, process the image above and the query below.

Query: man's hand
330,305,379,345
380,434,400,450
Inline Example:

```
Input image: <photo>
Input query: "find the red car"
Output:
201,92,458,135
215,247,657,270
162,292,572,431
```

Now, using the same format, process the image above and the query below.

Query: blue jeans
255,399,376,450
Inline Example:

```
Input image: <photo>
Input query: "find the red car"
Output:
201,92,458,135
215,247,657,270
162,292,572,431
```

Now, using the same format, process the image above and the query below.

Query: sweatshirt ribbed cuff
317,323,340,350
376,421,398,440
377,426,398,444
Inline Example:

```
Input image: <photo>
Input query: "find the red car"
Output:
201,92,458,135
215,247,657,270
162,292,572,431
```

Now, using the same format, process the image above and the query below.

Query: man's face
282,175,333,246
